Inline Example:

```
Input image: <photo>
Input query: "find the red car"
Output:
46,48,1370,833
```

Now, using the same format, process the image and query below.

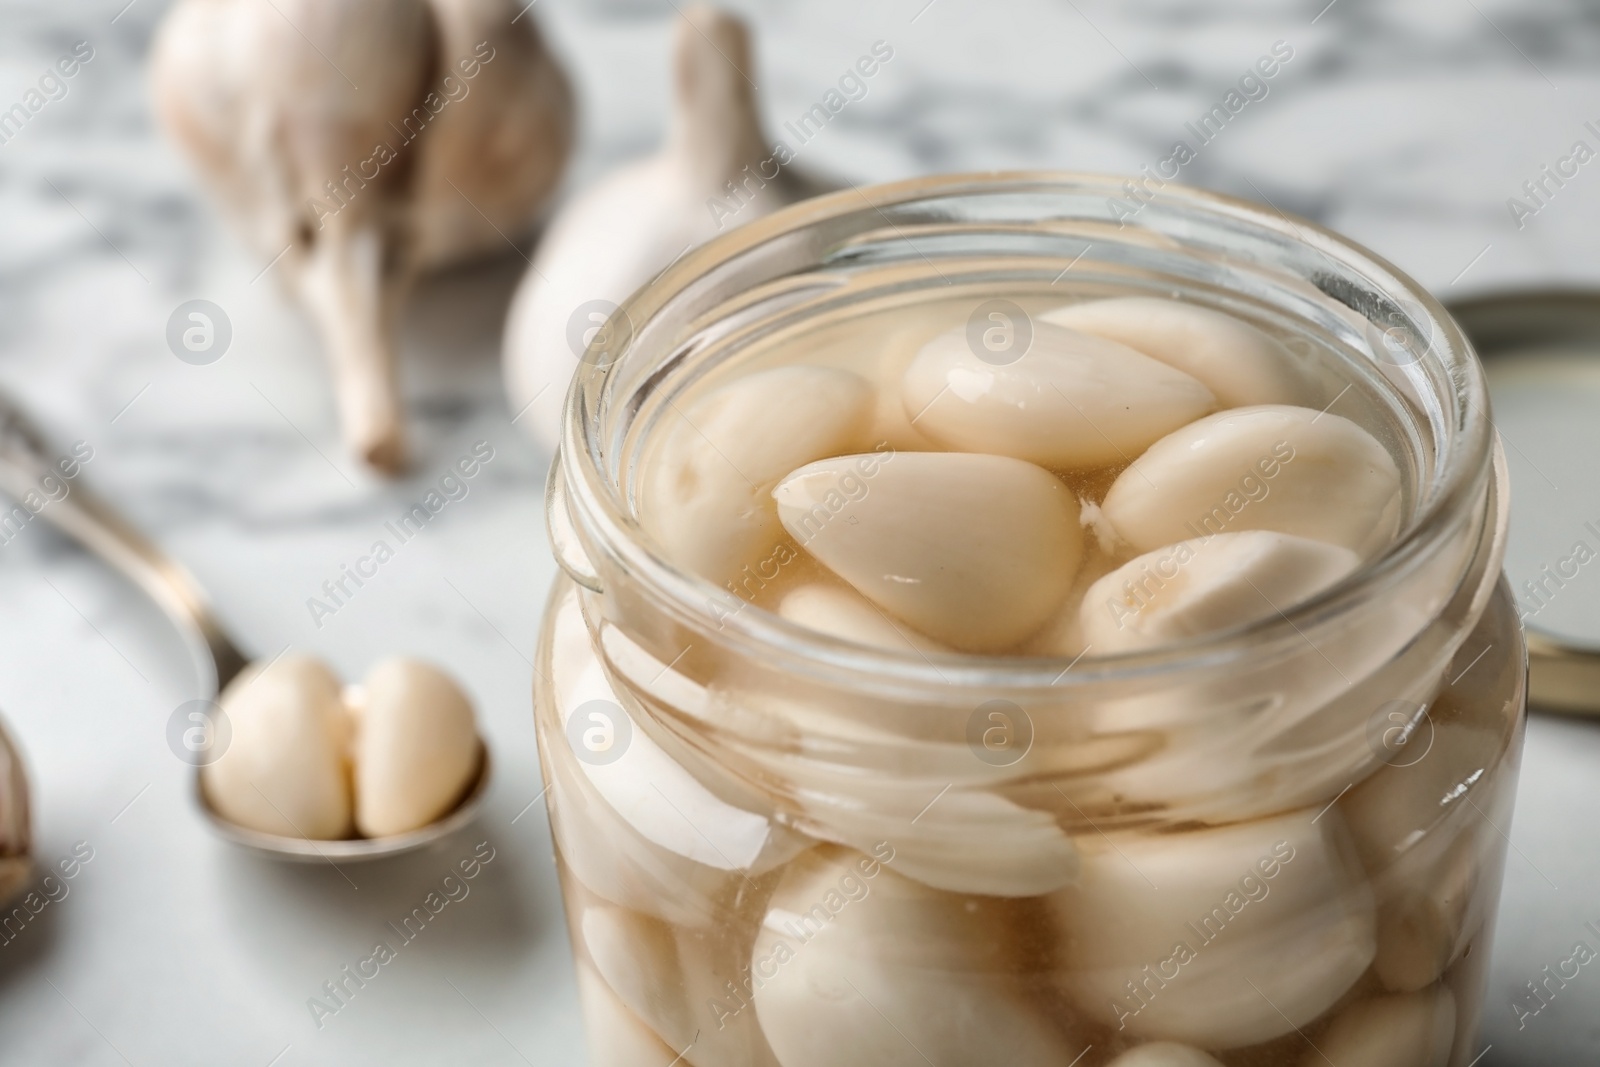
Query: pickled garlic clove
642,365,875,584
786,776,1080,897
1049,807,1375,1048
1371,839,1480,994
751,846,1082,1067
201,655,353,840
778,584,952,656
1341,720,1505,991
583,904,781,1067
772,452,1083,651
1305,987,1457,1067
574,961,679,1067
1101,405,1402,557
1079,531,1360,655
546,586,800,926
1040,297,1306,409
1106,1044,1225,1067
352,658,479,837
900,322,1216,468
1340,720,1505,870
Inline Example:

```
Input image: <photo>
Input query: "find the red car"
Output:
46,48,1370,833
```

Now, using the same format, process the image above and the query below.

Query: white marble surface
0,0,1598,1064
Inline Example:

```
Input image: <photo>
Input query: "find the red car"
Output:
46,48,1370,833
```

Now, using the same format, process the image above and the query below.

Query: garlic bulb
0,714,31,904
202,655,354,840
505,3,811,451
152,0,573,472
352,657,480,837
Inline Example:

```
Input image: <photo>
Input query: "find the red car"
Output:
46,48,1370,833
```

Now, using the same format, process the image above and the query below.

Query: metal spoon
0,390,491,860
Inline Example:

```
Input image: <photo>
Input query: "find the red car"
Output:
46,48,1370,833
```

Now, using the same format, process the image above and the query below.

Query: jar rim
558,171,1495,692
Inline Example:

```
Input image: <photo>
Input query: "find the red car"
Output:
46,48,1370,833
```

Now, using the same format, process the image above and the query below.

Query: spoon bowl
193,741,492,863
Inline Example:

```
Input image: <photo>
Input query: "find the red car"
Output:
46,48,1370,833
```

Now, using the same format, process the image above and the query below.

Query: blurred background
1,0,1598,1063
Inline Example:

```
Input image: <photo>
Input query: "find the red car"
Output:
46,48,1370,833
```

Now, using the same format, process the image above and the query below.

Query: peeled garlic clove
778,584,951,656
1107,1044,1225,1067
352,658,478,837
773,452,1083,651
1306,988,1456,1067
1370,839,1479,994
1041,298,1306,408
584,905,781,1067
505,4,796,450
202,655,353,839
575,960,679,1067
1050,806,1375,1048
783,772,1080,897
546,584,799,926
1101,405,1402,557
1080,531,1361,654
643,366,875,585
1341,720,1504,991
1340,720,1504,869
900,321,1215,468
752,846,1081,1067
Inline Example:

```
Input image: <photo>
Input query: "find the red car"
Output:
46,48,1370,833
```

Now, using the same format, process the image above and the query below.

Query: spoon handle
0,391,248,698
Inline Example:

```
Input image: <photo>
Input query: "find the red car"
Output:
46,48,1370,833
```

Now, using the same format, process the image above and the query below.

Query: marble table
1,0,1597,1063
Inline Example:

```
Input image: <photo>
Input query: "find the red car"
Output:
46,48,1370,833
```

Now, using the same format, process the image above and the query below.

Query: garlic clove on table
772,452,1084,652
1100,404,1403,557
900,321,1217,469
152,0,573,473
504,3,805,451
352,657,480,837
1041,297,1308,409
202,655,354,840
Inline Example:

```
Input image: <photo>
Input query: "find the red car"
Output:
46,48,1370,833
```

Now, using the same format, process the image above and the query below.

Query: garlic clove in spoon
352,657,479,837
1041,297,1308,408
900,321,1216,469
152,0,573,473
772,451,1083,652
202,654,354,840
1100,404,1403,557
1079,530,1361,655
504,3,802,451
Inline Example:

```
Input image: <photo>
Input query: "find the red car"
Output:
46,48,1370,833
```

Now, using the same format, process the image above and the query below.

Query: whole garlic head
152,0,574,472
352,657,479,837
202,655,354,840
0,714,31,905
504,3,810,451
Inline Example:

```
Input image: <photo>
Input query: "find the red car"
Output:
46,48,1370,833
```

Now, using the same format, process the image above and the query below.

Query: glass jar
535,173,1525,1067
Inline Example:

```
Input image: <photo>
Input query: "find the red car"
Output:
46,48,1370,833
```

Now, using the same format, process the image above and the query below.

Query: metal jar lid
1447,289,1600,716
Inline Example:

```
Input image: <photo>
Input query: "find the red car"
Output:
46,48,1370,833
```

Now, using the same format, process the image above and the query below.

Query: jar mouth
560,171,1495,693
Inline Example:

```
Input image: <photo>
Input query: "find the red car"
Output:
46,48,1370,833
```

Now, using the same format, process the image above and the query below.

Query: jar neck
555,173,1496,697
